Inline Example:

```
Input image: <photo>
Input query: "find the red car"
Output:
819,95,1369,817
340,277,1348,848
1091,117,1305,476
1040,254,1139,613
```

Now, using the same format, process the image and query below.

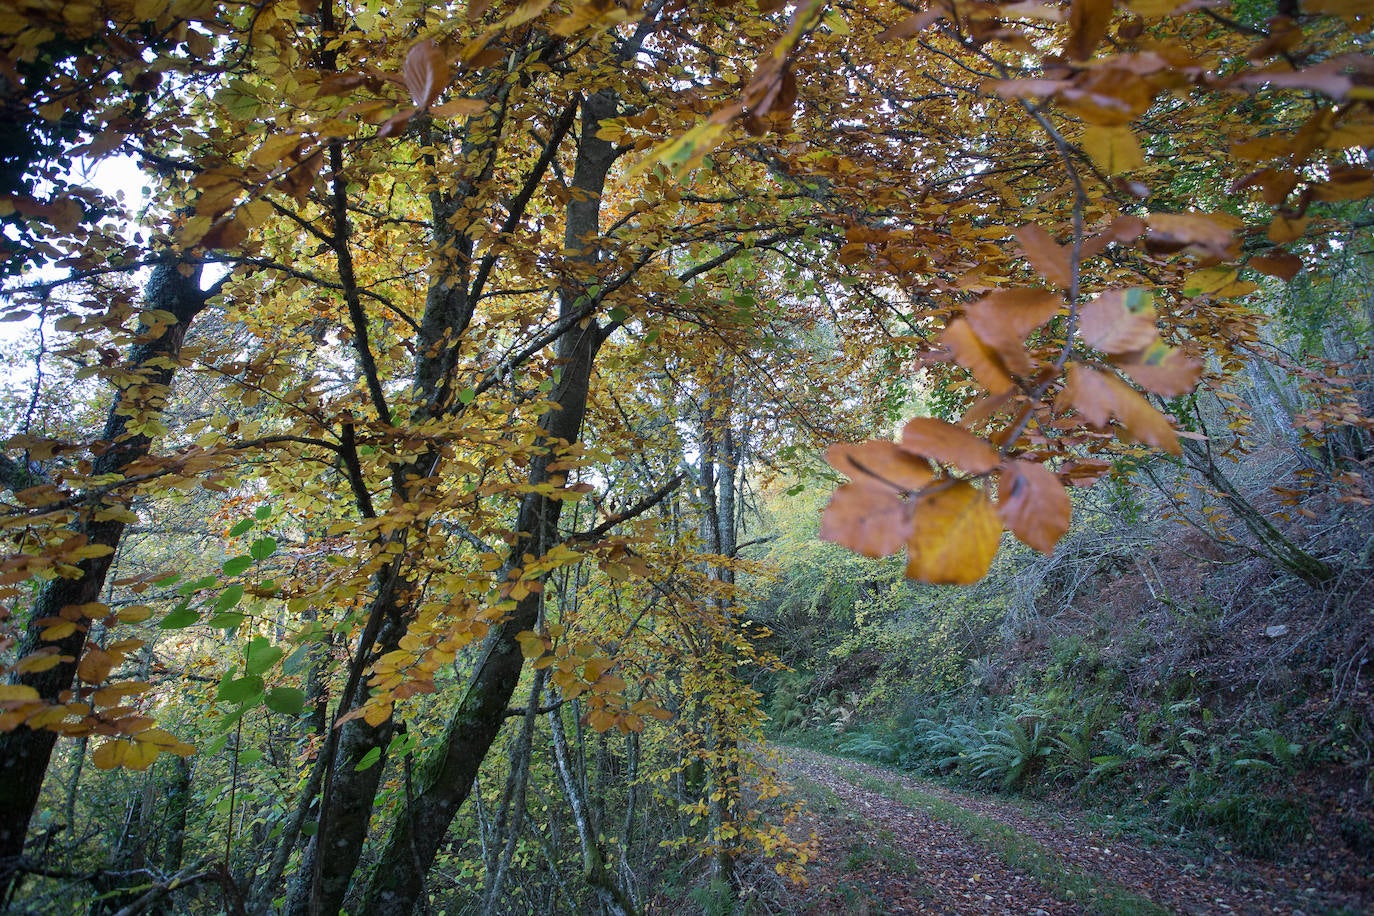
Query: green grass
837,767,1172,916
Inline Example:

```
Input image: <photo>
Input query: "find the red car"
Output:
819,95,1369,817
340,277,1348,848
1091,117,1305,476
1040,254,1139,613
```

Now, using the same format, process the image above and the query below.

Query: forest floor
760,746,1369,915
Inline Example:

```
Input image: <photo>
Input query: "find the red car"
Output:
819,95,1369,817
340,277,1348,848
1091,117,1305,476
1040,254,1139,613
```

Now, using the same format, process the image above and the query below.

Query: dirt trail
774,746,1357,915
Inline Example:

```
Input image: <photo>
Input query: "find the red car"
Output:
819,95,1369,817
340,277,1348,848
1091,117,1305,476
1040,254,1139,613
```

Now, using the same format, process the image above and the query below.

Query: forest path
771,746,1336,915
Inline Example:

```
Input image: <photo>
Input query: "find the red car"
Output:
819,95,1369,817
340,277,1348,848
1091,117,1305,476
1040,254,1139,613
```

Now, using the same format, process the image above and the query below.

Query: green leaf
207,612,245,629
159,605,199,629
300,820,318,837
254,504,272,520
178,575,218,596
217,675,265,705
249,537,277,560
354,747,382,772
266,687,307,716
387,732,417,756
608,305,629,323
222,555,253,576
458,387,475,405
245,637,283,676
215,584,244,612
154,573,181,587
229,519,254,537
204,734,229,755
240,748,264,765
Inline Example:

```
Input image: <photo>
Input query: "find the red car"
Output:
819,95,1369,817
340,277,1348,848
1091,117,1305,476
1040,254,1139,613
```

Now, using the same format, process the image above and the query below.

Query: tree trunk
0,259,206,900
360,89,620,916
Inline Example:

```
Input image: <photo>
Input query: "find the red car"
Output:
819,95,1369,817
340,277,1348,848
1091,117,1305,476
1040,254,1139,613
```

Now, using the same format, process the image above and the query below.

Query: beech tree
1,0,1371,911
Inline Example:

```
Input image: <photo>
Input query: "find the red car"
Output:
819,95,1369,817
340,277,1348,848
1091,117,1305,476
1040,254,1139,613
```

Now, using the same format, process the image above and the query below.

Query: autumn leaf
943,318,1014,394
1250,250,1303,280
1081,125,1145,174
77,647,114,685
997,461,1071,553
905,481,1003,585
1146,213,1238,260
1068,0,1113,61
1058,364,1181,454
964,288,1064,376
1112,341,1203,397
1079,288,1158,354
899,417,1000,475
403,40,448,110
824,441,936,492
1014,226,1073,289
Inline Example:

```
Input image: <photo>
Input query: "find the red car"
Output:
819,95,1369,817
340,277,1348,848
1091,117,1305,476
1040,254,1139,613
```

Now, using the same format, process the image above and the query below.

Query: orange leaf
824,441,935,492
943,318,1014,394
997,461,1071,553
1112,341,1203,397
1059,364,1181,454
1014,226,1072,288
1079,288,1158,354
965,288,1064,375
403,39,449,109
820,483,913,559
899,418,1000,475
905,481,1003,585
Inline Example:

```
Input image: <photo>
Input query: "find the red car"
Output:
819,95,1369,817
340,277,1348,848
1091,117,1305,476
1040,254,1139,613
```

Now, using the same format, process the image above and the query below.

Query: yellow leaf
92,740,126,770
362,701,393,727
905,481,1002,585
1081,125,1145,174
40,620,78,641
14,652,63,674
0,685,40,703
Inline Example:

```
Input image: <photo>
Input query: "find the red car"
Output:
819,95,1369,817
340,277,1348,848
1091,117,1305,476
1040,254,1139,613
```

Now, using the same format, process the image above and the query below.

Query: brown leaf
77,647,114,685
943,318,1014,394
825,441,936,492
1249,249,1303,280
1079,288,1158,354
900,418,1001,475
1267,215,1309,244
1145,212,1237,259
998,460,1071,553
1068,0,1113,61
1014,225,1073,288
1112,341,1203,396
905,481,1003,585
879,10,943,41
820,483,913,559
965,288,1064,376
1081,215,1146,258
430,98,487,118
403,39,449,109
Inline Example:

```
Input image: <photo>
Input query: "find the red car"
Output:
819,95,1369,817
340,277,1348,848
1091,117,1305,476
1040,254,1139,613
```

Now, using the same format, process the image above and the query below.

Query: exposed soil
771,746,1370,915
